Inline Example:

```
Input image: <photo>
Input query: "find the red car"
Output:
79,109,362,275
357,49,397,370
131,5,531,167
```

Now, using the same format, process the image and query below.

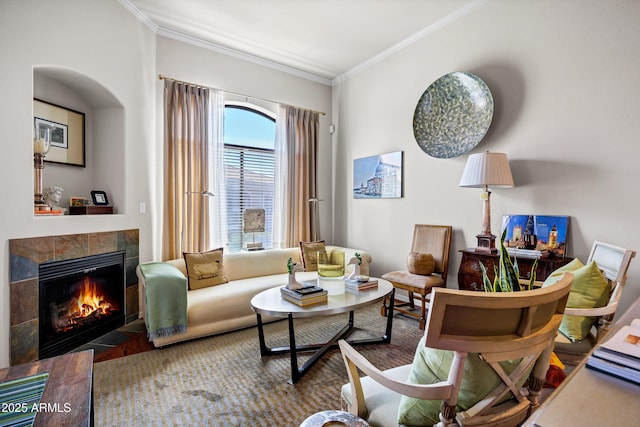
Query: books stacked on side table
345,277,378,291
280,284,328,306
586,318,640,386
506,248,550,259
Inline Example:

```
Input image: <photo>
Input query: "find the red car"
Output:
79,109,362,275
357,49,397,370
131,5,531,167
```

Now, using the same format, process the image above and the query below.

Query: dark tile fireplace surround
9,229,139,365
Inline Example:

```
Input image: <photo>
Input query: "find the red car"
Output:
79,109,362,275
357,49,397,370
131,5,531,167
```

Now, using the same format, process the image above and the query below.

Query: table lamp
459,151,514,253
34,122,53,212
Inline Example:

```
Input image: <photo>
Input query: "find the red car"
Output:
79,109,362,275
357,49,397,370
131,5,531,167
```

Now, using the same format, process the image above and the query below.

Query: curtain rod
158,74,326,116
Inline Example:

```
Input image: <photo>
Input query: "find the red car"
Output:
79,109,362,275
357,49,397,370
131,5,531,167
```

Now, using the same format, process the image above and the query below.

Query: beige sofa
137,246,370,347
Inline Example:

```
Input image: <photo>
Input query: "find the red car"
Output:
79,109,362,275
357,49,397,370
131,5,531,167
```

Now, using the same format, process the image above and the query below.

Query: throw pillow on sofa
397,336,525,425
299,240,326,271
542,258,609,341
184,247,229,290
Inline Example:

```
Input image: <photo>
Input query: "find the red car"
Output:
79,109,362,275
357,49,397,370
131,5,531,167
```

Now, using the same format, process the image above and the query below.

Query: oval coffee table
251,278,395,384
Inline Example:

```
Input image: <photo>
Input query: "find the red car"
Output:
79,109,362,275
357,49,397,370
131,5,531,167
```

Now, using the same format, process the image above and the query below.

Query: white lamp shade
459,152,514,188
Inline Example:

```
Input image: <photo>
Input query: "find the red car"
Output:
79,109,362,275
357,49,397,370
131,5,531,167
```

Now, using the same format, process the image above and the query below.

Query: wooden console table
458,249,573,291
0,350,94,426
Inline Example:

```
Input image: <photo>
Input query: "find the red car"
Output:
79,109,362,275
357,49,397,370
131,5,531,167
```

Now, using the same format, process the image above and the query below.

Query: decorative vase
318,250,345,278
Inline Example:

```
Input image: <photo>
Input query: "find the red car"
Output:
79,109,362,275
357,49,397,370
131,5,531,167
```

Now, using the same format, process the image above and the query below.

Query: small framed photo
91,191,109,206
70,197,88,207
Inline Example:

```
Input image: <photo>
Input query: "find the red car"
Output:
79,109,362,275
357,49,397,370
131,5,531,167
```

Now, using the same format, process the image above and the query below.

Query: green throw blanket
139,262,188,340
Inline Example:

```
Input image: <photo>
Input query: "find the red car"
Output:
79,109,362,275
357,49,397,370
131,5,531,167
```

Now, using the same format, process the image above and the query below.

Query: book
502,214,569,258
280,292,327,307
599,319,640,359
585,356,640,386
280,285,327,300
586,319,640,386
345,278,378,290
505,248,550,259
34,209,64,215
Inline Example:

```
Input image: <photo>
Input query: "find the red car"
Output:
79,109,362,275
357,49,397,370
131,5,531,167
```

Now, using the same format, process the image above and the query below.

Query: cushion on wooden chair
407,252,435,275
381,270,444,290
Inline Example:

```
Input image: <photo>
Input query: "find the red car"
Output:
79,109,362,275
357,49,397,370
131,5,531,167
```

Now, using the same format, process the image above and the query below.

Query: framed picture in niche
33,99,85,167
91,191,109,206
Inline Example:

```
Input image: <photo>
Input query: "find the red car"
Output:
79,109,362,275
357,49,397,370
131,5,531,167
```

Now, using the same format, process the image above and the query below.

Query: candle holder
34,123,53,212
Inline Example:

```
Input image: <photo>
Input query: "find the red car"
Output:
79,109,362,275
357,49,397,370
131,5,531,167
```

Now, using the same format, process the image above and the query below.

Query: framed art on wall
33,99,85,167
353,151,403,199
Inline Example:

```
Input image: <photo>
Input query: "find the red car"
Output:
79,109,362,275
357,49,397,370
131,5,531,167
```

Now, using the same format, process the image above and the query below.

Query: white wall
333,0,640,315
0,0,157,367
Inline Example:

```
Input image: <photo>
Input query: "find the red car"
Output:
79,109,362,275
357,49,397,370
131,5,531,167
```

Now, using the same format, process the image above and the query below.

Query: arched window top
224,104,275,150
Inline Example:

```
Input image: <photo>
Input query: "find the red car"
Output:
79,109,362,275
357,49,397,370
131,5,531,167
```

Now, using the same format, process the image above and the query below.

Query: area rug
93,305,423,427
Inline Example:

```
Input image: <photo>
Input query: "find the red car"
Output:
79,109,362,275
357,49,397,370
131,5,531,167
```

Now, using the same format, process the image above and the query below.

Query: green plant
479,228,538,292
354,252,363,265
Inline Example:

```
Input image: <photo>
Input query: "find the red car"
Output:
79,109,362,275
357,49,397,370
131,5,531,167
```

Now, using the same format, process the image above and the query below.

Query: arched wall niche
33,67,125,214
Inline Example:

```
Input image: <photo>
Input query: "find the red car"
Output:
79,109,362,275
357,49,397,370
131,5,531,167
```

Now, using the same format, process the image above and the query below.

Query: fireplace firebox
39,251,126,358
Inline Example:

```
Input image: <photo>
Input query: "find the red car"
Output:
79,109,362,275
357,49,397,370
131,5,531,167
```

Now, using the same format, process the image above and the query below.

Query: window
223,105,276,252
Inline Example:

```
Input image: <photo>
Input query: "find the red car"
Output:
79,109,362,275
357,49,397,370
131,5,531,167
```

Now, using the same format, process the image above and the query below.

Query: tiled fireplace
9,229,139,365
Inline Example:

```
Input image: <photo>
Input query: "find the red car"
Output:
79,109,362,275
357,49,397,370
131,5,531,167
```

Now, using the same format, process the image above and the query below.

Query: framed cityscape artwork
353,151,403,199
502,214,570,258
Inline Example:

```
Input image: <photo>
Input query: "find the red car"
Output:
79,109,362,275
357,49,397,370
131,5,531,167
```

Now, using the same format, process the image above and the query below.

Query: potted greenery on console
479,229,538,292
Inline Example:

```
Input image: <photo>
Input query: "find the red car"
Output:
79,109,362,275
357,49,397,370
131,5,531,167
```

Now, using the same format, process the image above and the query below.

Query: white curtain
273,104,289,249
208,90,228,249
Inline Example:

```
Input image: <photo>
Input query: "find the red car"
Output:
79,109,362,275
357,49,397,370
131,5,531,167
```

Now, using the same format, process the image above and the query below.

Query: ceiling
122,0,480,84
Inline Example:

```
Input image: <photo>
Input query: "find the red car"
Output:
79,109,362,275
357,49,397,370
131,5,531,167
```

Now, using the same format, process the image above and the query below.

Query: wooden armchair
553,240,636,364
382,224,452,329
339,273,574,427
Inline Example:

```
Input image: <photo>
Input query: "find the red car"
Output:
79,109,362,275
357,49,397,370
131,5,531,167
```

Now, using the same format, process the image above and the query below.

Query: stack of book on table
505,248,550,259
586,318,640,386
345,278,378,291
280,284,328,306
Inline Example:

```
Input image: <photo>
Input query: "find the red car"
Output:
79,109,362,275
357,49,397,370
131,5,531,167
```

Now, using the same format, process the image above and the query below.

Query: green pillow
542,259,609,341
397,336,524,426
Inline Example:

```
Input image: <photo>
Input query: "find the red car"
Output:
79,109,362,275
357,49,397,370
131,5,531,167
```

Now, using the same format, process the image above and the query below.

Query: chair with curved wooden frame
553,240,636,364
339,273,574,427
381,224,452,329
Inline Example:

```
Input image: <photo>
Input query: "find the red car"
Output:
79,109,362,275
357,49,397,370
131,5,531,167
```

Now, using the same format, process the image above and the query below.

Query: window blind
224,144,275,252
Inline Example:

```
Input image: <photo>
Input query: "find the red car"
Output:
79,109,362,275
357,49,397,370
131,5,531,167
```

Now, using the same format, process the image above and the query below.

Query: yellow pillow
299,240,326,271
183,248,228,290
543,258,609,341
407,252,435,275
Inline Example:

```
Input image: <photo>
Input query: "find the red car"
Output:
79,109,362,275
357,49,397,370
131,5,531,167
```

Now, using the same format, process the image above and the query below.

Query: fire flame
54,277,118,332
75,277,112,317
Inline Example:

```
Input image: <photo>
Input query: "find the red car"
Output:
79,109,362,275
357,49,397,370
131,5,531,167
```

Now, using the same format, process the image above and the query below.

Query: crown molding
156,26,333,86
118,0,332,86
118,0,157,32
333,0,491,85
